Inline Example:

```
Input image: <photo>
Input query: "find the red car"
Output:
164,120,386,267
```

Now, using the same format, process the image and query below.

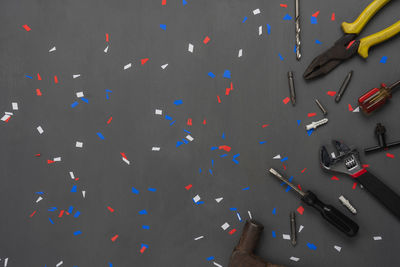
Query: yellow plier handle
341,0,400,58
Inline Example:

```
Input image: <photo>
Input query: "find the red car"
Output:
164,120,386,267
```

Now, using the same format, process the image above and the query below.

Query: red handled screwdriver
358,80,400,115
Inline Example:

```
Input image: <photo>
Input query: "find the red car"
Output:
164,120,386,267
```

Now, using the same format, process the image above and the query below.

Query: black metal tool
269,168,359,237
320,140,400,220
335,70,353,103
365,123,400,154
288,71,296,106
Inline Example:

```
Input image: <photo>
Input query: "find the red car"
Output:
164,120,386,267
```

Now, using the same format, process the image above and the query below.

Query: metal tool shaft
290,212,297,246
269,168,305,197
288,71,296,106
295,0,301,60
335,70,353,103
315,99,327,115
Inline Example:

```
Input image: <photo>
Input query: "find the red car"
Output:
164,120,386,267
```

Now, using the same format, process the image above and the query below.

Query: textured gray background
1,0,400,266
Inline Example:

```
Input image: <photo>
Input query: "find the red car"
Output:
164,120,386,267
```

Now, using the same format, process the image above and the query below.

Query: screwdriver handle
302,191,359,237
358,86,391,114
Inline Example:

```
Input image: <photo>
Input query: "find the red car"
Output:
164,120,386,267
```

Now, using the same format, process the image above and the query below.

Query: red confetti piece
225,87,231,95
5,117,11,123
47,160,55,164
217,95,221,103
348,104,354,111
54,75,58,84
58,210,65,218
331,176,339,181
187,118,192,126
386,153,395,158
106,33,109,42
120,152,127,159
37,73,42,80
29,211,37,217
107,116,113,124
308,113,317,117
346,40,356,50
36,89,42,96
161,0,166,5
229,229,237,235
280,4,287,8
283,97,290,104
140,245,147,253
219,145,231,152
297,184,302,191
301,168,306,173
362,164,370,168
185,184,192,190
331,12,336,21
327,91,336,96
282,163,287,170
35,154,41,157
312,11,320,17
75,178,79,181
65,212,70,216
203,36,210,44
262,124,269,128
111,234,119,242
22,24,31,31
107,206,115,213
203,119,206,125
352,182,357,189
297,206,304,215
141,58,149,65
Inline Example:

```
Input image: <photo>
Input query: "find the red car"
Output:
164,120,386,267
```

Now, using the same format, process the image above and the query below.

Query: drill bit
295,0,301,60
315,99,327,116
335,70,353,103
290,211,297,246
288,71,296,105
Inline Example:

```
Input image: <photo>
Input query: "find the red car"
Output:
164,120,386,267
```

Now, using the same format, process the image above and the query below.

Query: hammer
228,220,286,267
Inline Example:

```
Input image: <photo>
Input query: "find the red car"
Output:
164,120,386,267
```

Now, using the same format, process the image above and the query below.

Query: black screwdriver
269,168,359,237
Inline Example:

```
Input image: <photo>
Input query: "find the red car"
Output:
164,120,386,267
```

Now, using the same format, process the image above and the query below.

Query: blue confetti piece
311,16,318,24
183,0,187,5
220,154,228,158
209,169,213,174
74,211,81,218
132,187,139,194
81,97,89,103
207,257,214,261
285,185,291,192
272,231,276,238
169,120,176,125
71,101,78,108
182,138,188,144
160,24,167,30
211,160,214,167
297,120,301,125
148,188,156,192
242,17,248,23
49,218,54,224
74,231,82,236
211,146,218,150
278,53,284,61
199,168,202,173
165,115,172,120
288,176,294,182
68,206,74,213
267,24,271,35
71,185,77,193
294,44,297,53
142,225,150,230
48,207,57,212
272,208,276,214
223,70,231,79
97,132,105,140
183,129,191,134
307,129,314,136
242,187,250,190
35,192,44,195
233,153,240,159
109,263,113,267
25,75,33,79
105,89,112,92
174,99,183,105
380,56,388,64
176,141,183,147
139,210,147,215
315,39,322,44
259,141,267,144
280,157,288,162
230,207,237,211
208,72,216,78
222,132,225,139
283,14,292,20
196,201,204,205
233,159,239,164
307,243,317,250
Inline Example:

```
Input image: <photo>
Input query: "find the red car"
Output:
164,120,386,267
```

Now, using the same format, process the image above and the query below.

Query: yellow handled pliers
303,0,400,80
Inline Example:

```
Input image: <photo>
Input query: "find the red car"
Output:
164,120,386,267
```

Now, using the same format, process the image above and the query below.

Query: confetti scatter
193,195,201,203
56,261,63,267
386,153,395,159
297,206,304,215
73,74,81,79
380,56,388,64
124,63,132,70
161,63,168,69
283,14,292,20
327,91,336,96
75,141,83,148
238,49,243,57
283,97,290,104
253,8,260,15
290,257,300,262
307,243,317,250
97,132,105,140
373,236,382,241
282,234,291,240
160,24,167,30
152,146,161,151
258,26,262,35
188,43,194,53
334,245,342,252
37,126,44,134
221,222,230,230
111,234,119,242
49,46,56,52
23,24,31,31
298,225,304,233
104,46,109,53
194,236,204,241
215,197,223,203
203,36,210,44
174,99,183,105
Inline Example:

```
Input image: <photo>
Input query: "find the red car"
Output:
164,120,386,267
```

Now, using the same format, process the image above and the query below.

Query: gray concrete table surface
1,0,400,266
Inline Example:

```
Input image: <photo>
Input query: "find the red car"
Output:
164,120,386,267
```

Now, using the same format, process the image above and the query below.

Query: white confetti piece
69,171,75,179
104,45,109,53
215,197,223,203
76,92,84,98
248,210,252,219
253,8,260,15
221,222,230,230
73,74,81,79
258,26,262,35
124,63,132,70
4,258,9,266
193,195,201,203
152,147,160,151
186,135,194,142
236,212,241,221
213,262,223,267
298,225,304,233
373,236,382,241
282,234,291,240
188,43,194,53
49,46,56,52
290,257,300,262
36,196,43,203
76,141,83,148
37,126,44,134
82,191,86,198
1,115,10,121
353,106,360,112
53,157,61,162
5,112,13,116
12,102,18,110
238,49,243,57
122,157,130,165
56,261,63,267
194,236,204,240
273,154,281,159
155,109,163,115
161,63,168,69
334,245,342,252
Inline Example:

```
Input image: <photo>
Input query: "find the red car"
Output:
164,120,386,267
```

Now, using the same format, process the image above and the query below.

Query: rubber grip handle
341,0,391,35
356,170,400,220
302,191,359,237
358,20,400,58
